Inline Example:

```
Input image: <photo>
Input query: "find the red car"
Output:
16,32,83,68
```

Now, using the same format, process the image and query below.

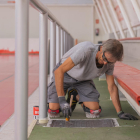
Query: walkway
0,55,39,126
29,78,140,140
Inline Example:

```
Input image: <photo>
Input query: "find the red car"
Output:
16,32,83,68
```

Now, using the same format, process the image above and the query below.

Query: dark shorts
47,62,100,104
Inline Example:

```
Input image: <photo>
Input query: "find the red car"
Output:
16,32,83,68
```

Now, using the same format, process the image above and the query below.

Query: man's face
97,51,116,65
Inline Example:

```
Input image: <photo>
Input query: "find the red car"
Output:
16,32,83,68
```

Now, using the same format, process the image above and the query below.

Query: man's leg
47,79,61,118
74,80,102,118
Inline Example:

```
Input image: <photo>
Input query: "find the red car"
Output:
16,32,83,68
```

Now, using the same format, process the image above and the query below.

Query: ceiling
40,0,93,5
0,0,94,5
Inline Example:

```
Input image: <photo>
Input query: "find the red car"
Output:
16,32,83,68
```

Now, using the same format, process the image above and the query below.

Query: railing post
15,0,29,140
67,34,70,51
61,29,64,57
63,31,65,54
69,35,71,49
59,26,61,60
50,21,56,81
65,32,67,53
56,25,60,64
70,36,72,48
69,35,71,50
67,33,69,51
39,13,48,123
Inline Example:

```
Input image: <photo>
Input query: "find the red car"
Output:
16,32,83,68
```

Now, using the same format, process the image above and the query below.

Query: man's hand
58,96,72,118
118,111,138,120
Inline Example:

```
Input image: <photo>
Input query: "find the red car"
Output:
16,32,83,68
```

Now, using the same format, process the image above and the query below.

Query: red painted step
114,62,140,105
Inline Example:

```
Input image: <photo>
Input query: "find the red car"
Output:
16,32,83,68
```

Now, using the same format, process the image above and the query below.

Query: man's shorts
47,62,100,104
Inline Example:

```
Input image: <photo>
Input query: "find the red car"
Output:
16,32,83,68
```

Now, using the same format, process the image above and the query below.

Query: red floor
0,55,39,125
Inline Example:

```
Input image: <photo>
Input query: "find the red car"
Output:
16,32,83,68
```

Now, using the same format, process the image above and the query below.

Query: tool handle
65,95,73,121
70,95,74,107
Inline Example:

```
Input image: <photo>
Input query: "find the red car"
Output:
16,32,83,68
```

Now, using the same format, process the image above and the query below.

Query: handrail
119,37,140,41
30,0,70,34
15,0,74,139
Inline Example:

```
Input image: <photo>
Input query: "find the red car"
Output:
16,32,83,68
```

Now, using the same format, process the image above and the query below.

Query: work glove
118,111,138,120
58,96,72,118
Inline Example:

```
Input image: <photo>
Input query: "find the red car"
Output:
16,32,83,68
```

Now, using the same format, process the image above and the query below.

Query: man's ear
100,46,103,52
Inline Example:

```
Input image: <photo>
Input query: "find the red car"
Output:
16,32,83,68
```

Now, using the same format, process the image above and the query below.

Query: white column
63,30,65,55
108,0,125,38
117,0,135,37
15,0,29,139
50,21,56,81
95,4,107,34
92,5,95,43
95,0,111,33
39,13,48,124
61,29,64,57
63,30,66,54
67,34,70,51
65,32,67,53
70,35,72,49
56,25,60,64
59,26,61,60
130,0,140,22
101,0,118,39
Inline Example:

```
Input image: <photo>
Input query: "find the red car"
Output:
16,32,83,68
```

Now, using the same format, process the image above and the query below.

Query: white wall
0,4,110,52
121,40,140,60
0,6,15,38
46,6,94,43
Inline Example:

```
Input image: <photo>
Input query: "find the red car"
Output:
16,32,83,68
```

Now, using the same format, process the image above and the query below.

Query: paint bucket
33,106,39,120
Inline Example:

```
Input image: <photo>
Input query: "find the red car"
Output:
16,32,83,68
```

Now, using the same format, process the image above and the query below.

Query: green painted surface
29,78,140,140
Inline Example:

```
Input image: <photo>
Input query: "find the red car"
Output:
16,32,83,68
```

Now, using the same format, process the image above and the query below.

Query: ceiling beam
116,0,135,37
108,0,125,39
94,4,107,34
95,0,110,33
130,0,140,22
101,0,118,39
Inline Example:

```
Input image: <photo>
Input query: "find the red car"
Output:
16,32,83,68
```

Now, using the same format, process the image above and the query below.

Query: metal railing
15,0,74,140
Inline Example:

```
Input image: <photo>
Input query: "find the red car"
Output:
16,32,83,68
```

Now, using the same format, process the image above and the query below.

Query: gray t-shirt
61,41,114,81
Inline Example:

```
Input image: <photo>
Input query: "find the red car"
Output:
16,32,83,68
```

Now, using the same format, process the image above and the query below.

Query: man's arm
105,74,122,113
54,57,75,118
106,74,138,120
54,57,75,97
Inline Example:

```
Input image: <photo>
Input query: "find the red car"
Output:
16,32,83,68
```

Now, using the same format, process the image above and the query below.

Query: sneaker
85,112,100,118
66,88,78,111
48,108,60,118
83,104,102,118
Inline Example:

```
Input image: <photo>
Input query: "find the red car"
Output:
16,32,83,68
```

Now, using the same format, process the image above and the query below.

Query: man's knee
49,103,60,110
82,103,102,118
83,101,99,110
48,103,60,118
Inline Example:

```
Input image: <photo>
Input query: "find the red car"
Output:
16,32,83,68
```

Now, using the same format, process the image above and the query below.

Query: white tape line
28,119,37,138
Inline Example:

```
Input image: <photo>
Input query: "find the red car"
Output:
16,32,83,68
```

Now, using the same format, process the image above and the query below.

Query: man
47,39,138,120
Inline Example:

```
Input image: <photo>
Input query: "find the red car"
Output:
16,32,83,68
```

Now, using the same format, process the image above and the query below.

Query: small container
33,106,39,120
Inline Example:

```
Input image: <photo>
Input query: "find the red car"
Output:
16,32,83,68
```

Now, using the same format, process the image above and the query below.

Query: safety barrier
114,62,140,115
15,0,74,140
